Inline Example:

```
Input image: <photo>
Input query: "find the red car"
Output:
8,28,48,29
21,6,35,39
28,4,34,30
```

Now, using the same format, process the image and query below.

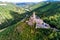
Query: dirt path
0,28,6,32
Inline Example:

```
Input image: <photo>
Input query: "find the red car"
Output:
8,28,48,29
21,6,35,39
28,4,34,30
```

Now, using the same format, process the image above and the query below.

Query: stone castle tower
26,12,50,28
33,12,36,19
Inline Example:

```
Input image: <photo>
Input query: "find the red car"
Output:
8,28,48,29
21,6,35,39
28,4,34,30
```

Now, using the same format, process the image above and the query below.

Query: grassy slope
0,6,14,28
0,2,60,40
0,3,26,13
0,2,26,29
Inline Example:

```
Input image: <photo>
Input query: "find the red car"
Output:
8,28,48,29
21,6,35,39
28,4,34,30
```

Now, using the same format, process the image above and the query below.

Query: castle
26,12,50,29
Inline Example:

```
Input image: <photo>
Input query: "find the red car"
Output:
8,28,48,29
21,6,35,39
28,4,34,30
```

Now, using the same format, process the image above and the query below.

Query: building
26,12,50,28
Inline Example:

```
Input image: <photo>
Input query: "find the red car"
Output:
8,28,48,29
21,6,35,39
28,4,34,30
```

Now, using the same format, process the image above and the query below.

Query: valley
0,1,60,40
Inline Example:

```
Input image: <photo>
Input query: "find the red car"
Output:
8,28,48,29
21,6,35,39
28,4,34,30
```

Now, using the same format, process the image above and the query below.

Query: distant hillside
0,2,27,29
16,2,37,8
0,2,26,12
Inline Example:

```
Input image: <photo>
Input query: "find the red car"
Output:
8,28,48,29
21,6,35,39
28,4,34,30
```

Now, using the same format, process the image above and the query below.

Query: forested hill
27,1,60,29
0,1,60,40
0,2,26,29
0,2,49,29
